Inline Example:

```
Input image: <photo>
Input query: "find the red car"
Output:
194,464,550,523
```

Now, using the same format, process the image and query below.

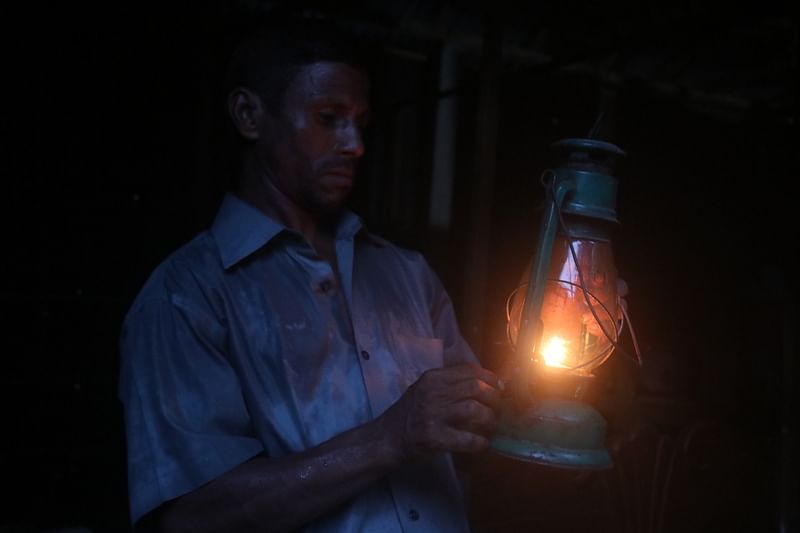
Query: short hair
223,11,370,110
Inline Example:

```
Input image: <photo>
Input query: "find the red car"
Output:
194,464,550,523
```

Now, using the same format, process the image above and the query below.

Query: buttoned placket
333,236,384,418
334,236,435,532
207,196,463,530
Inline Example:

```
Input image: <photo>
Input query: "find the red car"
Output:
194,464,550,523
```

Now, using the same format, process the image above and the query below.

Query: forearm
151,362,502,533
155,417,403,533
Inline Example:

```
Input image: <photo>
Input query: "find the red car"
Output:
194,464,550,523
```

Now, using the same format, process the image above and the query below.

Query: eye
317,110,338,124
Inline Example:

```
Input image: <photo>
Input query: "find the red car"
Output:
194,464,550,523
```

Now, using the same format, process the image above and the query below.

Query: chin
308,197,348,218
312,189,351,215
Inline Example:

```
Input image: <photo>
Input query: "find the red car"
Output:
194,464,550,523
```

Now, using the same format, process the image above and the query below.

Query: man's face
256,61,370,216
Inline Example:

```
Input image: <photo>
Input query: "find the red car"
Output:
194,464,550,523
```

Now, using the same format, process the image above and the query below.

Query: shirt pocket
391,333,445,389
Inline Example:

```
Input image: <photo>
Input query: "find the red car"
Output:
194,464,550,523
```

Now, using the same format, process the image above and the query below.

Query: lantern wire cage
506,280,622,371
505,170,642,370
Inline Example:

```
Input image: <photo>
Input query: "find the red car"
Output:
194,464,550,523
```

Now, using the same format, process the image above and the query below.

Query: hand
379,363,502,460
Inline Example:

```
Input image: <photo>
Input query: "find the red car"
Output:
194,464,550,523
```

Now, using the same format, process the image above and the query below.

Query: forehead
284,61,370,108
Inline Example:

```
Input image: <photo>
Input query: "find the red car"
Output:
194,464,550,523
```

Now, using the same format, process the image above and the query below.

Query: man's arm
149,363,501,533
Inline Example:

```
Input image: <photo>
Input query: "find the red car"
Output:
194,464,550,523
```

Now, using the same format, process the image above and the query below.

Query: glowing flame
542,336,568,367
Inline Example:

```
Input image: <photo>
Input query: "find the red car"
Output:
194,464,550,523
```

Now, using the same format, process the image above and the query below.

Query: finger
445,399,498,435
419,374,502,412
434,426,490,454
438,378,502,411
428,363,500,389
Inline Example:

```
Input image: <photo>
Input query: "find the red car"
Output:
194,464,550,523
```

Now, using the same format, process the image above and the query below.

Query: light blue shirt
119,194,477,532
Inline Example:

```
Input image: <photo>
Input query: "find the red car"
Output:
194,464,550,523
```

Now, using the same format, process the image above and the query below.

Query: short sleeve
118,297,264,525
421,259,480,367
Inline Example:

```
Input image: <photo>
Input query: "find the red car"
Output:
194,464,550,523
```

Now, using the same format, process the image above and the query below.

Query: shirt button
360,350,370,360
408,509,420,521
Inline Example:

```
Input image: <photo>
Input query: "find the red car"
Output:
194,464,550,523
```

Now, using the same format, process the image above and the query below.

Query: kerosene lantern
490,138,638,469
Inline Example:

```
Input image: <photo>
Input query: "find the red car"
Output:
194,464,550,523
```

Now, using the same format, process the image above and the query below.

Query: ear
228,87,264,141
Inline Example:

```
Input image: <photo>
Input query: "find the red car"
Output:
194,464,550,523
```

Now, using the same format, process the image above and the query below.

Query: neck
235,153,339,260
235,153,320,244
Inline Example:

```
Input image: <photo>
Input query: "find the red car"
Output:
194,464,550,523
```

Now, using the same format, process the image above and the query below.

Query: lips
324,166,354,179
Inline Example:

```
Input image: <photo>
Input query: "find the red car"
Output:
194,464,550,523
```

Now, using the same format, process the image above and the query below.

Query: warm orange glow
541,336,568,367
508,235,620,375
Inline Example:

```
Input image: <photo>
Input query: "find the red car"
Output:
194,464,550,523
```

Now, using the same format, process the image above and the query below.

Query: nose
338,121,365,158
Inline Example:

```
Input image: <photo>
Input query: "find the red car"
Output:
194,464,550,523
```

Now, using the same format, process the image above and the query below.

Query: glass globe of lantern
507,227,621,377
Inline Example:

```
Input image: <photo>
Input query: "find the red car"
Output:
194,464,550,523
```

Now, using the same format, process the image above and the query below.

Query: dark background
2,1,797,532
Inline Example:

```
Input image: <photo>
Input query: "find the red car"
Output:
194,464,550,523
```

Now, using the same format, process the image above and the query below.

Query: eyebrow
312,99,370,115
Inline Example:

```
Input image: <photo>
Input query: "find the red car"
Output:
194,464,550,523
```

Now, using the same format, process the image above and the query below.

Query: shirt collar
211,193,378,269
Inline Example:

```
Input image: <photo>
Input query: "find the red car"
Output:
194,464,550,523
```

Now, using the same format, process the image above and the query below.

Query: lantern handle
618,296,643,366
511,171,576,404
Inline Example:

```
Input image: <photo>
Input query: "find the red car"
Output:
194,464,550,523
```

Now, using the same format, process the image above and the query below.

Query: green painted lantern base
490,397,613,469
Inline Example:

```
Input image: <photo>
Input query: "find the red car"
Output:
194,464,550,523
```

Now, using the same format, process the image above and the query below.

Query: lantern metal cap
547,138,625,223
551,138,626,158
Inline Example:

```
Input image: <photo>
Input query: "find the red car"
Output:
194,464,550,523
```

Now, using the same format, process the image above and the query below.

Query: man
119,14,502,533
